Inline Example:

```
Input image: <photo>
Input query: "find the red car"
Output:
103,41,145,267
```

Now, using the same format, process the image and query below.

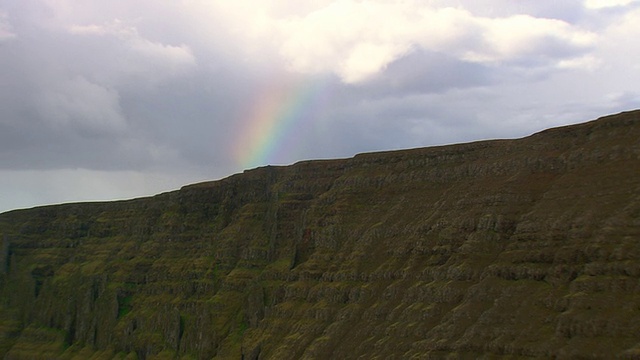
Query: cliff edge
1,110,639,359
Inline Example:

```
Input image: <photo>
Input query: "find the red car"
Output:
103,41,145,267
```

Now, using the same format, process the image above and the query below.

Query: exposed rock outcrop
1,110,640,359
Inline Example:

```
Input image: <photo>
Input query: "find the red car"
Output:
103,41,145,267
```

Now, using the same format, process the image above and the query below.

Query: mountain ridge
2,109,631,215
1,109,639,359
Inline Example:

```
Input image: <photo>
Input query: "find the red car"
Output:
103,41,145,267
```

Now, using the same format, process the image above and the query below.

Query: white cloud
583,6,640,83
466,15,596,63
556,55,602,70
340,42,411,83
603,6,640,46
0,10,15,41
584,0,639,9
68,20,195,83
278,2,439,82
70,20,194,64
29,1,596,84
69,23,118,36
274,1,597,82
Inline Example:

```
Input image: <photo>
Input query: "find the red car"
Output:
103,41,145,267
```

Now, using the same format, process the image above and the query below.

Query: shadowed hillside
1,110,639,359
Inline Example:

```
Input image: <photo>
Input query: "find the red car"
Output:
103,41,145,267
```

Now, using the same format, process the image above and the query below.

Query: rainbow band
234,78,328,169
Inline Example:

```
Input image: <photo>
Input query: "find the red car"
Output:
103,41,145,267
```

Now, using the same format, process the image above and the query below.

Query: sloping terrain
1,110,639,359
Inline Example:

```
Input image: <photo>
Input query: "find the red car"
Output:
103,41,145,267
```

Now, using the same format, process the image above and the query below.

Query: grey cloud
0,13,14,41
462,0,586,21
356,50,495,98
0,0,638,213
34,76,127,135
0,2,203,173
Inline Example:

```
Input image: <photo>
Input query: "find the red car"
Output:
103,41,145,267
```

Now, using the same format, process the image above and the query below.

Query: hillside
1,110,640,359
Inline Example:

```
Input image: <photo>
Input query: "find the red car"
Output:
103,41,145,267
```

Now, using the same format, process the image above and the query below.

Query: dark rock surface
1,110,639,359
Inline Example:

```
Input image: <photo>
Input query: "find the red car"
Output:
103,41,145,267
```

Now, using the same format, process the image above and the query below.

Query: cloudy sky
1,0,639,213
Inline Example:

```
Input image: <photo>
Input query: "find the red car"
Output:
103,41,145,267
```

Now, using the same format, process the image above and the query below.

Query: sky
1,0,639,213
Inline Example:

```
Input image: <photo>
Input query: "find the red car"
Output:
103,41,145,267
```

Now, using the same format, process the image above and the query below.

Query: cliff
1,110,639,359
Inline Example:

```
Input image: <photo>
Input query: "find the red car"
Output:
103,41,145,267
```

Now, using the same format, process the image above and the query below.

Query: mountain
1,110,639,359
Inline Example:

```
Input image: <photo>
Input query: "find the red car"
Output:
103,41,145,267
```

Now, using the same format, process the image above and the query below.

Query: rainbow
233,77,329,169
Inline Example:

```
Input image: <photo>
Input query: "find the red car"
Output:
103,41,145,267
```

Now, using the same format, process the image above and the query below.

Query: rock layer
1,110,640,359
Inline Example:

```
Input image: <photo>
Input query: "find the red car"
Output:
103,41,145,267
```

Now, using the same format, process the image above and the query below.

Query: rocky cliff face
1,110,640,359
